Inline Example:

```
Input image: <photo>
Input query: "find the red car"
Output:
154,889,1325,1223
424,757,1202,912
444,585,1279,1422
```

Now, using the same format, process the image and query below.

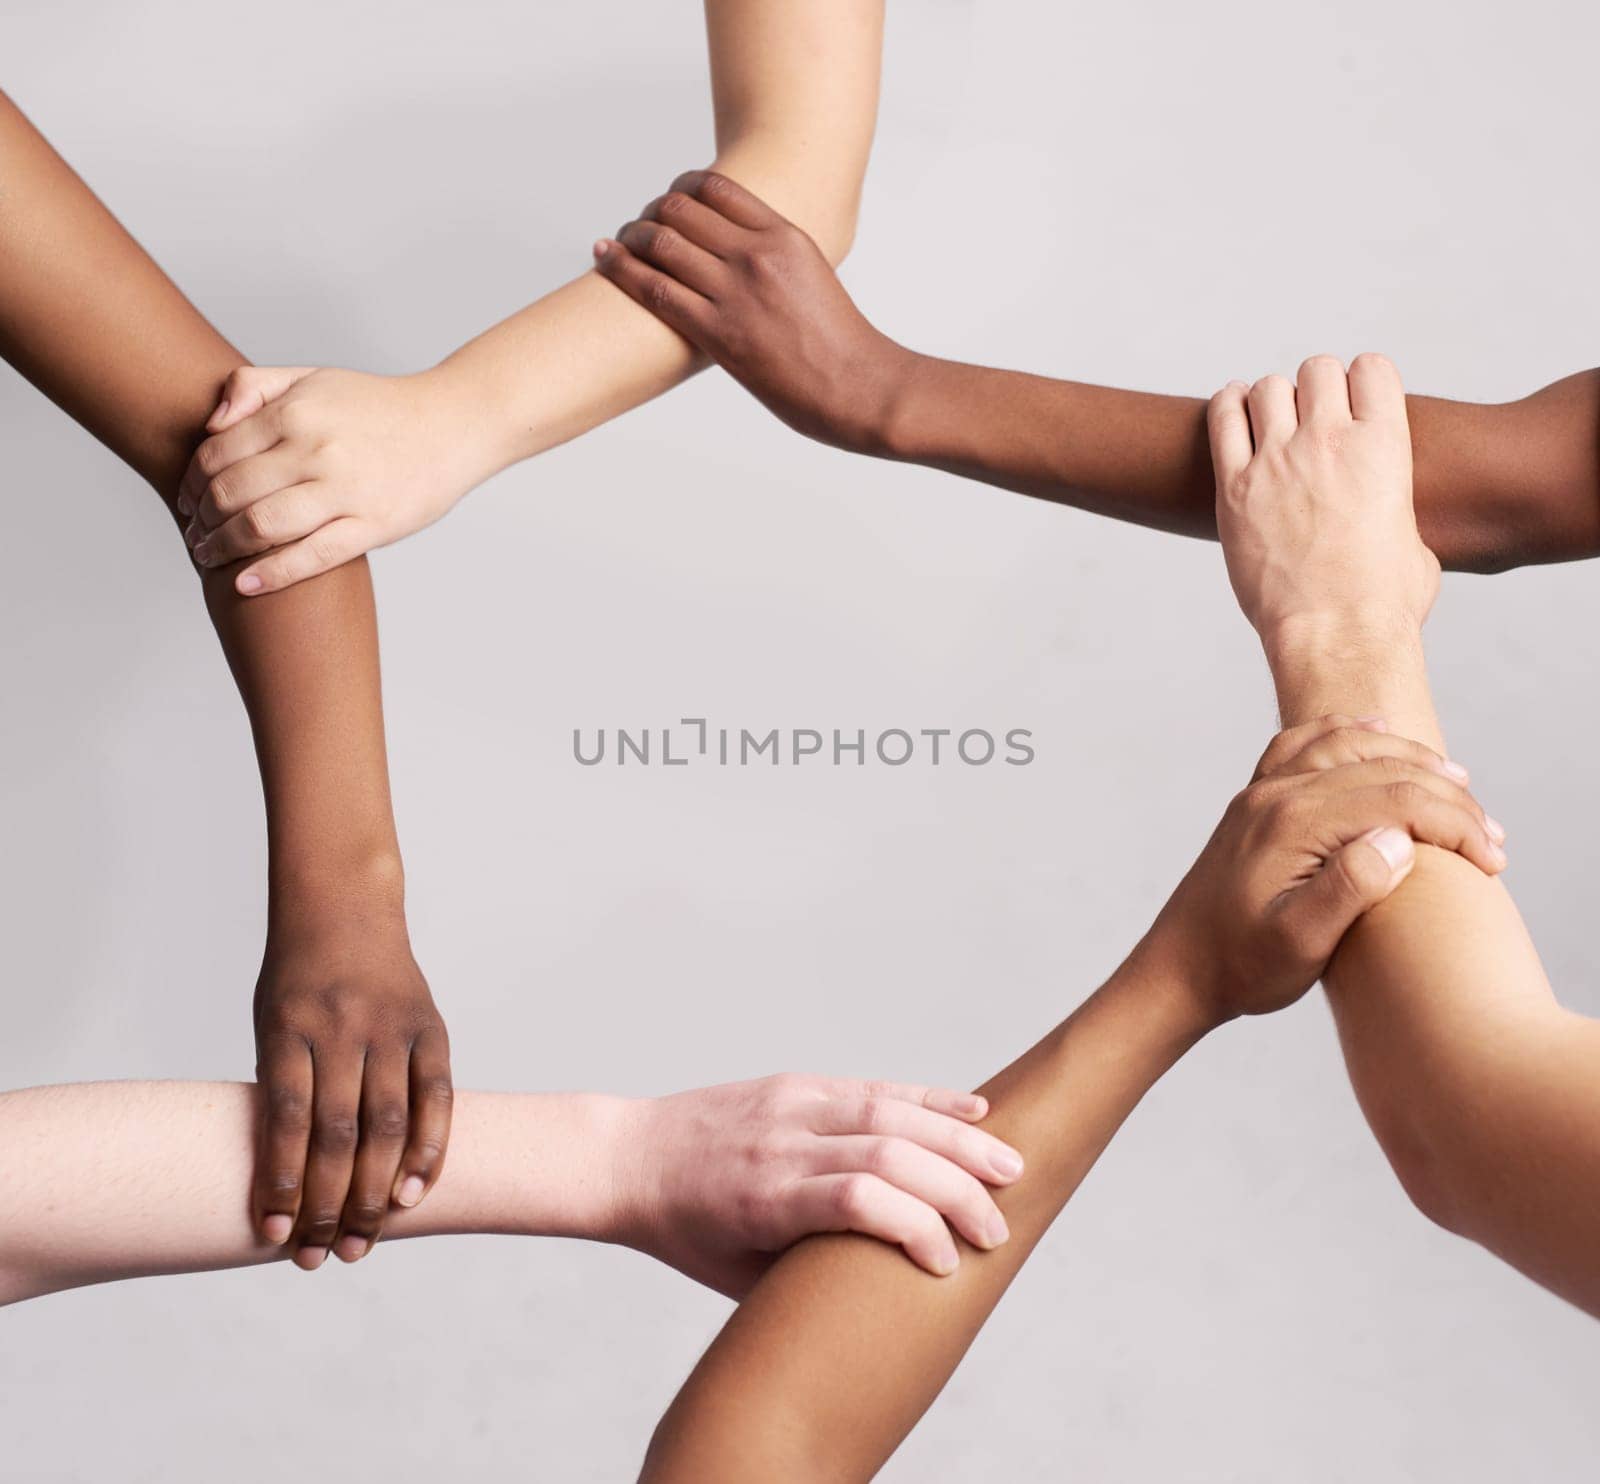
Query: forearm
425,1,881,478
642,953,1211,1482
0,90,402,903
1267,627,1600,1313
874,355,1600,573
0,1083,628,1304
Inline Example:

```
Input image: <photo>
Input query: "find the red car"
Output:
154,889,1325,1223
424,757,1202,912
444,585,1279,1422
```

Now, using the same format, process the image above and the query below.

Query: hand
1208,354,1439,650
592,170,911,453
177,365,491,595
1139,715,1507,1024
253,917,453,1269
612,1074,1024,1298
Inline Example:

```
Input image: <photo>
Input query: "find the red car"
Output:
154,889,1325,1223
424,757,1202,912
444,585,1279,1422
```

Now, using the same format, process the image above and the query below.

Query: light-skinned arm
592,180,1600,574
0,1073,1022,1307
177,0,884,592
640,718,1505,1480
1209,351,1600,1317
0,89,450,1268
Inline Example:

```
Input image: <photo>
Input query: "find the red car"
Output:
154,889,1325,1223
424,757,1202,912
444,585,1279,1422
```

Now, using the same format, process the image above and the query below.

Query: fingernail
986,1212,1011,1248
957,1094,987,1118
183,522,200,548
396,1175,425,1208
237,572,263,595
933,1248,959,1277
335,1235,370,1263
1370,827,1414,873
1491,843,1509,869
193,542,212,565
1441,759,1470,782
1354,715,1388,731
213,398,231,424
1485,814,1506,843
592,238,610,260
1226,379,1249,391
990,1149,1024,1181
177,494,194,519
262,1214,293,1245
298,1246,328,1271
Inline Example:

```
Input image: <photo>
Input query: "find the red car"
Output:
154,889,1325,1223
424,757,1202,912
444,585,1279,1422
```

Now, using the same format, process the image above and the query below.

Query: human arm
1209,352,1600,1316
591,181,1600,574
0,1073,1023,1306
178,0,884,592
640,721,1504,1481
0,89,450,1264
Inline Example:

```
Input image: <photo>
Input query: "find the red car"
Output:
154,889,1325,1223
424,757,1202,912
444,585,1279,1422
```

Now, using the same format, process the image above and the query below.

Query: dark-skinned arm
641,716,1506,1479
0,90,452,1268
593,173,1600,574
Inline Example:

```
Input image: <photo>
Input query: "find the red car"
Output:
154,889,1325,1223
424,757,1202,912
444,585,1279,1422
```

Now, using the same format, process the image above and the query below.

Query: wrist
1118,928,1233,1044
409,359,518,491
266,844,408,942
593,1096,655,1247
1260,610,1424,672
855,342,929,458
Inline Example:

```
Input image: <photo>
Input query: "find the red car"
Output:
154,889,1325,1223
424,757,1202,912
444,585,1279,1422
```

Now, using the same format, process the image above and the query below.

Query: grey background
2,0,1598,1478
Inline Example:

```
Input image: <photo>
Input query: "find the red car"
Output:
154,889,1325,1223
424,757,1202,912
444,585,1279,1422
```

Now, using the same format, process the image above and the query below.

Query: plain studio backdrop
3,1,1597,1479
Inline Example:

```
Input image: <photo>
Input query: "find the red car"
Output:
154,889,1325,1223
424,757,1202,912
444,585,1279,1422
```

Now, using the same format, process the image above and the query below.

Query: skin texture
593,181,1600,574
0,90,450,1266
178,0,885,592
1210,354,1600,1318
639,719,1501,1481
0,1073,1019,1307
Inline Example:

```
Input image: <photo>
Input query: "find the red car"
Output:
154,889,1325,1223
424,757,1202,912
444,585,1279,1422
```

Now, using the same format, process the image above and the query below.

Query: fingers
206,365,316,433
1207,380,1253,490
808,1092,1024,1186
1305,759,1507,875
291,1048,366,1271
1296,354,1352,423
668,169,780,231
178,407,284,518
254,1037,313,1246
592,238,713,343
1252,714,1387,781
393,1026,453,1210
784,1173,963,1276
232,516,373,596
643,189,748,257
185,447,309,547
835,1078,990,1123
1272,826,1418,962
192,485,328,568
1247,373,1298,448
616,217,726,298
333,1053,411,1264
1348,351,1406,423
1274,721,1469,785
804,1135,1011,1254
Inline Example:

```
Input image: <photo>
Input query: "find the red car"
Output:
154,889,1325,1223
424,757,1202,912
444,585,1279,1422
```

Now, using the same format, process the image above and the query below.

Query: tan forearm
642,956,1210,1481
1267,630,1600,1314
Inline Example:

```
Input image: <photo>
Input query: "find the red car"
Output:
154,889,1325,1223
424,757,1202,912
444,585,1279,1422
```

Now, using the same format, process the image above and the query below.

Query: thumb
1277,826,1416,962
207,365,317,431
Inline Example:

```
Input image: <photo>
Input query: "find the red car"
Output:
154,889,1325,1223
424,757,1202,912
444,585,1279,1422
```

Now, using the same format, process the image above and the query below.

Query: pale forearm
424,0,881,478
0,1083,628,1304
643,957,1210,1481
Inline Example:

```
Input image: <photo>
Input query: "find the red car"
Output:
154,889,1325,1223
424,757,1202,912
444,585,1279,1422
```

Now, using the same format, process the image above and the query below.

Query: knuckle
242,503,275,542
1385,778,1425,811
194,439,225,477
206,474,236,513
657,191,690,221
303,1206,342,1238
697,171,732,202
834,1173,871,1221
857,1096,887,1134
265,1168,302,1196
266,1083,311,1129
365,1102,410,1141
863,1137,897,1177
312,1112,359,1154
344,1196,388,1231
416,1075,453,1110
643,274,677,314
